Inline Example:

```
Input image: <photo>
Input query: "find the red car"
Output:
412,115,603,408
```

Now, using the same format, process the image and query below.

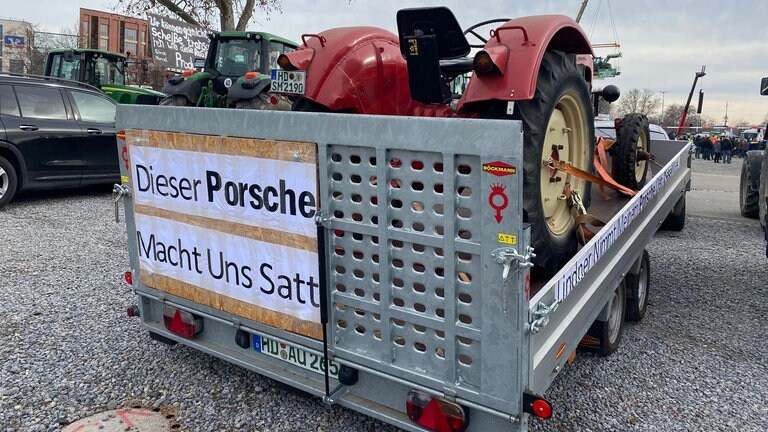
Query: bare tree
117,0,282,31
612,88,660,118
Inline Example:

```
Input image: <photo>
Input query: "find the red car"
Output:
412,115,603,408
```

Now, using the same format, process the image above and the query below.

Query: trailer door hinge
491,246,535,281
528,298,560,334
315,211,330,227
112,183,132,223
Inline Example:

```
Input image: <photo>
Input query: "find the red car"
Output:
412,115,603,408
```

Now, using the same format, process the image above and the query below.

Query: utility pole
660,90,668,126
723,101,729,127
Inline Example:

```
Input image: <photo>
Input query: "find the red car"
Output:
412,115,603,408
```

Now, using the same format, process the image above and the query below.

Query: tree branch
156,0,201,26
236,0,256,31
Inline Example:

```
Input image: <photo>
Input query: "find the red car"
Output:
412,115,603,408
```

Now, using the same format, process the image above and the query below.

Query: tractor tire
660,194,686,231
235,95,268,110
613,113,650,190
292,97,330,113
740,151,761,218
586,280,626,357
625,250,650,322
511,51,594,277
757,152,767,233
160,95,191,106
0,155,18,210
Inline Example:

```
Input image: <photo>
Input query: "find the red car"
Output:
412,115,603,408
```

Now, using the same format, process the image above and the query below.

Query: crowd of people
690,134,751,163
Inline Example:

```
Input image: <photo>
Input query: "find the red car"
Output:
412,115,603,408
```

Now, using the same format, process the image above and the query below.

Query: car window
0,85,20,117
15,85,68,120
70,91,116,124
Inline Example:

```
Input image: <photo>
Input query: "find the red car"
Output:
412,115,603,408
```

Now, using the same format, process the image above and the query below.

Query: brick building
78,8,151,62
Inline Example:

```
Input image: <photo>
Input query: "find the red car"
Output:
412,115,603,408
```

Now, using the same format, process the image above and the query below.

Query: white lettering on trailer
555,159,681,302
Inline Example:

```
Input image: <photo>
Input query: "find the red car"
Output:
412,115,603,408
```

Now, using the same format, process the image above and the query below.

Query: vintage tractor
44,48,165,104
161,31,297,109
273,7,628,276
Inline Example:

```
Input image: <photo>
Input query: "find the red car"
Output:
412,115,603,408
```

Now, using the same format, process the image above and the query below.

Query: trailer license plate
270,69,305,95
253,334,339,378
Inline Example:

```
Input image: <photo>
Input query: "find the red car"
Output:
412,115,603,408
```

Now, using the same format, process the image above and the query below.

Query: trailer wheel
740,152,761,218
625,250,650,322
160,95,191,106
613,113,650,190
586,280,626,356
511,51,594,276
0,155,18,209
660,194,686,231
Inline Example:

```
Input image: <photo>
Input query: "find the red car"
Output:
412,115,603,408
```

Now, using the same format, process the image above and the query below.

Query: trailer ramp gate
116,106,531,420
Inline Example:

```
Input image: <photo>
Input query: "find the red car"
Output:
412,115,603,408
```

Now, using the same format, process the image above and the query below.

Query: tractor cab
45,49,127,87
396,7,473,104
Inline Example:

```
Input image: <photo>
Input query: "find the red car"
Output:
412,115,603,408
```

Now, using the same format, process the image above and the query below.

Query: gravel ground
1,175,766,431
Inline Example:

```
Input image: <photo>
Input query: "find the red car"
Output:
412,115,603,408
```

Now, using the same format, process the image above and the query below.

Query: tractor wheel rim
635,132,648,182
540,93,588,236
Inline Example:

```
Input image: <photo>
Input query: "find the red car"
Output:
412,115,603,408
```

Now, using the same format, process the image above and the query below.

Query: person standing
693,135,701,159
721,135,732,163
713,136,722,163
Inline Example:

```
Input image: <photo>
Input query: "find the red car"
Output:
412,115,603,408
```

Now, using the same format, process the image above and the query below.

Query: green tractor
161,31,297,109
44,48,165,104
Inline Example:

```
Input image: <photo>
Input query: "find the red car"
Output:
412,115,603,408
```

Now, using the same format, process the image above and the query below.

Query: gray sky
5,0,768,125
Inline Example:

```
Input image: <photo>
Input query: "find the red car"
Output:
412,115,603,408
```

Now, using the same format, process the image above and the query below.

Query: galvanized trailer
115,105,691,431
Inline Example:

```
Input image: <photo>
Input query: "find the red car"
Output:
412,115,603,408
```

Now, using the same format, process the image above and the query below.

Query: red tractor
275,7,620,275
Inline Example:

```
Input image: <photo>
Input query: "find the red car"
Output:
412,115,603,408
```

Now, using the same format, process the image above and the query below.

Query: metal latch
528,298,560,334
491,246,535,282
315,211,330,227
112,183,132,223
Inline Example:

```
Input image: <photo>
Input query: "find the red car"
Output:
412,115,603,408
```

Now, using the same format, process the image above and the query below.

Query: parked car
595,119,671,141
0,73,118,209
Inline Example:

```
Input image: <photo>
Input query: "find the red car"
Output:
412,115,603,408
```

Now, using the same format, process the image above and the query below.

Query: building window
82,20,89,47
140,30,146,57
99,22,109,51
9,59,25,74
124,28,137,55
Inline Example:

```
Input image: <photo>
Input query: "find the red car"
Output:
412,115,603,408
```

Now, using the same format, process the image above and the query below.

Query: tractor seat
438,57,474,77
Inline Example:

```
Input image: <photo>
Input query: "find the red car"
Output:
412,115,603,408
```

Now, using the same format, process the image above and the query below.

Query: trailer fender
458,15,593,113
227,77,271,102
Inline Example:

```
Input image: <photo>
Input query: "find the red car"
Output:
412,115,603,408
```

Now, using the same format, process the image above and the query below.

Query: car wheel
0,155,18,209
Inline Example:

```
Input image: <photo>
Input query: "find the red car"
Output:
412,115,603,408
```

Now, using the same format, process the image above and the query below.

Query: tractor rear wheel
739,153,760,218
160,95,191,106
756,153,767,231
613,113,650,190
512,51,594,276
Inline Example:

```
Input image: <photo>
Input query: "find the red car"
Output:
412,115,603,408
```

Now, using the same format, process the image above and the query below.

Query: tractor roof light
406,390,468,432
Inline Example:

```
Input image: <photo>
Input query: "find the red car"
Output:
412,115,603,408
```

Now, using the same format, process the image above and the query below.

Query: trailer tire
511,51,594,276
160,95,192,107
613,113,650,190
740,152,761,218
587,280,626,356
660,194,686,231
625,250,650,322
0,155,18,210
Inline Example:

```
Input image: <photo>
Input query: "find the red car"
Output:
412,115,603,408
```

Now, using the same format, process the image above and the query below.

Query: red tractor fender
457,15,594,113
283,27,415,115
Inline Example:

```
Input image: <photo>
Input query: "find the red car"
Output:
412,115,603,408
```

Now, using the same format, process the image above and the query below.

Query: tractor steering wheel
463,19,512,48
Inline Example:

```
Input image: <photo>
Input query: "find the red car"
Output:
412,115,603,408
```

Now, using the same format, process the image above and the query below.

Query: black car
0,73,118,209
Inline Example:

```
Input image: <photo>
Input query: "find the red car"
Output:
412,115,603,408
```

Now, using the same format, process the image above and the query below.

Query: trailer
114,103,690,431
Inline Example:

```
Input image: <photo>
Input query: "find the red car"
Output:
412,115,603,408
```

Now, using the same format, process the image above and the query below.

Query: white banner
135,214,321,322
130,145,318,238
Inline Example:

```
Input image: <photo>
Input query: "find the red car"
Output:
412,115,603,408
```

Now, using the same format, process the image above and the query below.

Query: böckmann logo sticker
482,161,516,177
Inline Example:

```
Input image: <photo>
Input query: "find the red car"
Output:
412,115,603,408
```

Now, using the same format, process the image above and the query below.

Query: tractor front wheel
512,51,594,276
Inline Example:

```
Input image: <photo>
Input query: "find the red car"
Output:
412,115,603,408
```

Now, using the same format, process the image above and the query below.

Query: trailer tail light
406,390,467,432
124,271,133,285
126,305,140,317
162,306,203,338
473,52,496,74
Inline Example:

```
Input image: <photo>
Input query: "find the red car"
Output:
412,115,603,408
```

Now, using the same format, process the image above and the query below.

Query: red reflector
124,271,133,285
270,95,279,105
406,390,467,432
126,305,139,317
532,399,552,419
163,307,203,338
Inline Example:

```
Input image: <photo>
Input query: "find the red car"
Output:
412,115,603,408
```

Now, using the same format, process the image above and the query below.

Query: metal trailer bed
116,105,691,431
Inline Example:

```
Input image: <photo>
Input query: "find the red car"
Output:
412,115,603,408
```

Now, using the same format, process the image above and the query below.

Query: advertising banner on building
147,13,208,70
